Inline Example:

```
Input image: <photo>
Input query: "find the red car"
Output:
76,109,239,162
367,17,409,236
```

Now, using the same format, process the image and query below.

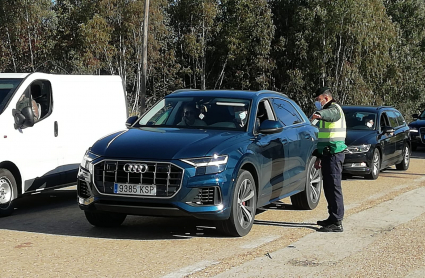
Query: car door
254,99,287,201
378,111,396,167
270,97,309,194
387,110,405,160
12,80,61,192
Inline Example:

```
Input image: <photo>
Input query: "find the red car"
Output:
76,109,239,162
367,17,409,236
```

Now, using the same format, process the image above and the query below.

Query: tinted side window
394,110,406,126
386,111,399,128
271,98,303,126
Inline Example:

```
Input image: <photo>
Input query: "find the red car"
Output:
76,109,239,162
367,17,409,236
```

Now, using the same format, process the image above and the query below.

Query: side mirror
259,120,284,134
125,116,139,128
12,107,35,129
382,126,395,134
412,113,419,120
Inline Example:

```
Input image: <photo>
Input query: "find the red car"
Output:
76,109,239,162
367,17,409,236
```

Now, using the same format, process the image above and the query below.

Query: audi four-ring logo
123,163,149,173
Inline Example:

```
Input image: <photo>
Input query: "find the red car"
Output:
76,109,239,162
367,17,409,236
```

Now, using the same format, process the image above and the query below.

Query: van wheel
366,149,380,180
218,170,257,237
84,211,127,227
0,169,17,217
396,144,410,170
291,156,322,210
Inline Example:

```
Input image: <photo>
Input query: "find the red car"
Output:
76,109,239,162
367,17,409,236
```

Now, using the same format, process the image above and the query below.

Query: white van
0,73,128,216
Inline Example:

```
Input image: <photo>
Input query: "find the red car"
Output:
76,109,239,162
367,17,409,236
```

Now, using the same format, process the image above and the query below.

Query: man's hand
314,158,321,169
311,113,322,120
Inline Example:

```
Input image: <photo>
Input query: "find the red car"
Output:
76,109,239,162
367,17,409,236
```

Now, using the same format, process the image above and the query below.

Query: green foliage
1,0,425,119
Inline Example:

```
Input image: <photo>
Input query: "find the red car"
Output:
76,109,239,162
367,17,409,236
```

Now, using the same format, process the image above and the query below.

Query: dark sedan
408,109,425,151
342,106,411,179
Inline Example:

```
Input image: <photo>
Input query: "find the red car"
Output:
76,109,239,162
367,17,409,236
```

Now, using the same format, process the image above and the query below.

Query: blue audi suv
77,90,321,236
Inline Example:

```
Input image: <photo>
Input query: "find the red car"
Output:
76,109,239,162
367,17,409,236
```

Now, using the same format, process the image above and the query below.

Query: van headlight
181,154,228,175
346,144,371,153
80,150,99,173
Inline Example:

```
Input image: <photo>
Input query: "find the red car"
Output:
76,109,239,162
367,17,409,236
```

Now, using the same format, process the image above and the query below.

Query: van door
12,80,61,192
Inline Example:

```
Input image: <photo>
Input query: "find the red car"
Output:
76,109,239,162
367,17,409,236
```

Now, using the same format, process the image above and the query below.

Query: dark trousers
321,152,345,222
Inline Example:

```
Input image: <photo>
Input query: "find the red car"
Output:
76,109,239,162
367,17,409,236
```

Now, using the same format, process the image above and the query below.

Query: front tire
366,148,380,180
0,168,17,217
218,170,257,237
84,211,127,227
396,144,410,170
291,156,322,210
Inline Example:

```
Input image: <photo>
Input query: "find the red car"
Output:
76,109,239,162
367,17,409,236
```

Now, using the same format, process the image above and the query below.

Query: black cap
314,86,330,97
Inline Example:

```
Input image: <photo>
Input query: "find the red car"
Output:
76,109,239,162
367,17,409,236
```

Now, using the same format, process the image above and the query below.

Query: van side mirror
125,116,139,128
382,126,395,134
412,113,419,120
12,107,35,129
259,120,284,134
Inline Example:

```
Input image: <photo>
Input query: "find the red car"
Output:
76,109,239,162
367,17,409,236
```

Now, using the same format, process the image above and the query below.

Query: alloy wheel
0,177,13,205
309,166,321,203
236,178,255,229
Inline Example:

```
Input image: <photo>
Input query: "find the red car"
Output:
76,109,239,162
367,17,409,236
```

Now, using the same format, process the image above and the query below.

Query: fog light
79,196,94,205
351,162,366,167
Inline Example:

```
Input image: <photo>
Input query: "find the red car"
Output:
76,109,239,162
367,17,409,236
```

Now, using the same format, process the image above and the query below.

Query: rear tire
0,168,17,217
366,148,380,180
217,170,257,237
84,211,127,227
291,156,322,210
396,144,410,170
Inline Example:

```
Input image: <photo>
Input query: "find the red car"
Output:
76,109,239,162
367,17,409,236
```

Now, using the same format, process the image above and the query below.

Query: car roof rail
257,90,288,97
170,89,200,94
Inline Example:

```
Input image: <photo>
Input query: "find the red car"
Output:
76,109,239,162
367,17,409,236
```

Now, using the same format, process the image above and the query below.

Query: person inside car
177,102,206,127
365,115,374,129
233,104,248,129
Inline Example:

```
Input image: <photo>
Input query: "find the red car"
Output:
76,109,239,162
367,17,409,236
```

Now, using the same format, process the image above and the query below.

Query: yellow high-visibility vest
317,103,346,142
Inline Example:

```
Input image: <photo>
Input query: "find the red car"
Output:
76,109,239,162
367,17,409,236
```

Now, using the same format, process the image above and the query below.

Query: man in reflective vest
311,87,347,232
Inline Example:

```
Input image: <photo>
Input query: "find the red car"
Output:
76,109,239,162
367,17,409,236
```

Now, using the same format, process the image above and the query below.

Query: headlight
346,144,371,153
409,127,419,133
181,154,228,175
80,150,99,173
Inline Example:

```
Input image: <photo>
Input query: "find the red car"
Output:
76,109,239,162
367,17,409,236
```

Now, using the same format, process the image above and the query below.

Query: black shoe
317,223,343,232
316,218,333,226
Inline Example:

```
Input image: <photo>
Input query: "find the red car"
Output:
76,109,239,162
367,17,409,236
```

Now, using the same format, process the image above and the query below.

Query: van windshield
0,78,23,115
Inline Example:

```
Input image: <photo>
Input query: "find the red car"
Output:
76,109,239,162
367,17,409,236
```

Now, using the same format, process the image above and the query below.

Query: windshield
344,111,377,130
135,96,251,131
0,78,23,115
419,110,425,119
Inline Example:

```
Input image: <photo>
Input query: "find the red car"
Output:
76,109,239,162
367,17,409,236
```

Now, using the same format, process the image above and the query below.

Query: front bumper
342,150,373,175
77,162,234,221
410,131,425,146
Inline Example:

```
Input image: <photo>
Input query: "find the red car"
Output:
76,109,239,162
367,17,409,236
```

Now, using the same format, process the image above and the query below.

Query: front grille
420,127,425,144
78,180,90,198
93,161,183,198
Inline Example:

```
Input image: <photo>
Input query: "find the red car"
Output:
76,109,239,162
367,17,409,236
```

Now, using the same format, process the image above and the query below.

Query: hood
345,130,377,146
408,119,425,128
90,127,244,160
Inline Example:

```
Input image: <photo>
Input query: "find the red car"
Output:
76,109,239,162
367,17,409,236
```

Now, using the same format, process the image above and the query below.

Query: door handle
304,134,311,139
281,139,288,145
54,121,58,137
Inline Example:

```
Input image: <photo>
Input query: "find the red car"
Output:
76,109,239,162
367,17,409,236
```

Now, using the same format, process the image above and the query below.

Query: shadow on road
0,188,224,240
254,220,318,231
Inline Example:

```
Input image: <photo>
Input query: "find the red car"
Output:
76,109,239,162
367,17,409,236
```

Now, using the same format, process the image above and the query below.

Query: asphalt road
1,150,425,278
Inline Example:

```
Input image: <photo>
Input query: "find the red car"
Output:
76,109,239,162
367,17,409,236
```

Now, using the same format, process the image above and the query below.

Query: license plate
114,183,156,196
